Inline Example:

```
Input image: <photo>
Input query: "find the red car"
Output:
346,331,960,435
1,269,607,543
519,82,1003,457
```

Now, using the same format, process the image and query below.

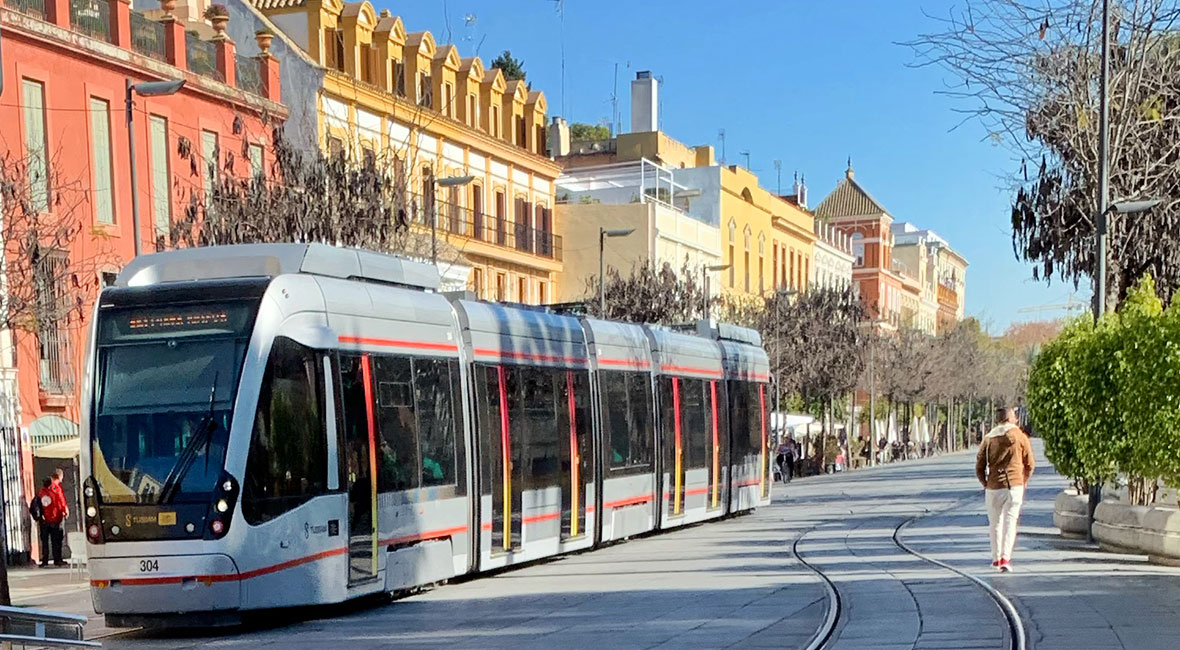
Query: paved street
15,441,1180,649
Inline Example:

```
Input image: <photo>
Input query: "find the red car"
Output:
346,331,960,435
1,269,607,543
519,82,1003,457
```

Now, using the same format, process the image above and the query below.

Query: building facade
893,222,967,334
248,0,563,303
812,220,854,291
0,0,285,559
553,159,721,304
814,165,904,329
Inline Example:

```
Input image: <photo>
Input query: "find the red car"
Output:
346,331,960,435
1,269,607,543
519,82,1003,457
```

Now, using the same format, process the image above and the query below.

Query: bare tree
907,0,1180,308
588,260,709,324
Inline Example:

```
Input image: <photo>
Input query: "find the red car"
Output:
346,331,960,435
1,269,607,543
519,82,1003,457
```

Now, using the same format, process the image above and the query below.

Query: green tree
490,50,526,81
570,123,610,141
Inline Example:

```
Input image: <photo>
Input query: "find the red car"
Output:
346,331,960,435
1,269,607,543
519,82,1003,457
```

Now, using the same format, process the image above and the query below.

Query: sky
385,0,1090,332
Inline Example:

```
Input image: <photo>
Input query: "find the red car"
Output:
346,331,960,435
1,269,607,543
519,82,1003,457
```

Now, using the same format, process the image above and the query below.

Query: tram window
601,371,631,467
512,367,560,488
414,358,457,487
372,355,419,493
243,337,328,525
728,380,754,460
602,370,654,472
628,373,654,468
681,379,709,469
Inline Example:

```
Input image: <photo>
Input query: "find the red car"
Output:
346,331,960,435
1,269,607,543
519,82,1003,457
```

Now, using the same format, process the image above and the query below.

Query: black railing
403,193,562,261
130,11,166,61
236,54,262,94
69,0,110,42
8,0,46,20
186,36,220,80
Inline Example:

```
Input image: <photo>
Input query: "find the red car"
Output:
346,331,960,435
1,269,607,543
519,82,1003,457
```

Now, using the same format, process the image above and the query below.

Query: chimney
631,71,658,133
796,173,808,210
547,116,570,158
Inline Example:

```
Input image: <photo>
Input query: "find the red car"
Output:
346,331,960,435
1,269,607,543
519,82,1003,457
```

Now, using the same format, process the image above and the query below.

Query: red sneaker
999,559,1011,573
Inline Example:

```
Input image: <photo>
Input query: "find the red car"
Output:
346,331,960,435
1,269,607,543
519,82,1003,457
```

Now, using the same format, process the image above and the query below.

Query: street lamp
432,175,475,265
599,227,635,315
701,263,730,319
126,78,185,257
772,288,797,452
858,318,885,465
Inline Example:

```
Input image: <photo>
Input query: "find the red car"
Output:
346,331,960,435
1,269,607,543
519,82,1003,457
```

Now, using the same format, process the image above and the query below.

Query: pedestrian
976,407,1035,572
36,469,70,567
783,436,802,483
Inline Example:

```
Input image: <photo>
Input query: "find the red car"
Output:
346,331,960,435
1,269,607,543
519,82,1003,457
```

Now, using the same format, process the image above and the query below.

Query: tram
80,243,771,626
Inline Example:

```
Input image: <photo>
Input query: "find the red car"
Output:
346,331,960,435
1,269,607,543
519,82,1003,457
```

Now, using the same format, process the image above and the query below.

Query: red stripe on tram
475,348,587,365
567,370,580,537
598,358,651,369
338,336,459,352
603,494,654,509
661,364,723,377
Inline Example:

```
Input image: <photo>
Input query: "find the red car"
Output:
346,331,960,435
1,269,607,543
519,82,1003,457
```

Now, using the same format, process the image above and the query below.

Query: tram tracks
790,502,1027,650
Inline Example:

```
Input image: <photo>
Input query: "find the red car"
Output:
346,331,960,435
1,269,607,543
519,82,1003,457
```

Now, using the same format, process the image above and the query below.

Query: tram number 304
138,559,159,573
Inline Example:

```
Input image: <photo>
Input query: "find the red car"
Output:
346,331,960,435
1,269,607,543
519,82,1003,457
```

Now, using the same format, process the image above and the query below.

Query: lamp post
598,227,635,315
701,263,730,319
432,175,475,266
126,78,185,257
773,288,797,452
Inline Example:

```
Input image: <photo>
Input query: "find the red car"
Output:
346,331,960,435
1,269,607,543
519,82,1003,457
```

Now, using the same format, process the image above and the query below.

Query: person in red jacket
37,469,70,567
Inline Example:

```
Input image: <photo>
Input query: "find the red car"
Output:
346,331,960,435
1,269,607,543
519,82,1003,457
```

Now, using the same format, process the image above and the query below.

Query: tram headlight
86,506,97,518
210,519,225,535
110,525,120,536
216,499,229,513
185,523,196,534
84,485,95,498
87,524,101,540
222,480,234,492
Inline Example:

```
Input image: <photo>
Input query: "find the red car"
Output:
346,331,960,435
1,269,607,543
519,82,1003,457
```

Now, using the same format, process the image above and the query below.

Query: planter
255,32,273,54
159,0,176,15
210,15,228,34
1093,501,1151,554
1053,489,1090,538
1140,507,1180,565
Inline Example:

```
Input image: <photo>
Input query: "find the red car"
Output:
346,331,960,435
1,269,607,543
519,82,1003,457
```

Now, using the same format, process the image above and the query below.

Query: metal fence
235,54,262,95
7,0,46,20
186,36,220,80
69,0,110,42
404,193,562,261
0,606,100,648
130,11,166,61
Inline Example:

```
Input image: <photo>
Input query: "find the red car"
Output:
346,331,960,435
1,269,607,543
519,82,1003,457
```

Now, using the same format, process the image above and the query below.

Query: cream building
891,222,967,334
812,219,854,291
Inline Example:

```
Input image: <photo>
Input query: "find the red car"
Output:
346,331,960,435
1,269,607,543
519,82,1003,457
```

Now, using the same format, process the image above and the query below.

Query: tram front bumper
90,553,241,615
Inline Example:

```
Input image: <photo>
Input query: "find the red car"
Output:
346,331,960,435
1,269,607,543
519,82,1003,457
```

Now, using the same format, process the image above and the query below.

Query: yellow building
718,165,816,299
253,0,562,303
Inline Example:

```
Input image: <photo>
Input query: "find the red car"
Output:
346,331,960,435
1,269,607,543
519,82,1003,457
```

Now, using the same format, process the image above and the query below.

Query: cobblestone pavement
15,440,1180,649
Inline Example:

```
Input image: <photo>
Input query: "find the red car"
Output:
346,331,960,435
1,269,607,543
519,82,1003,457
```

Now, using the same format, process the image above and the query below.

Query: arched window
757,233,766,293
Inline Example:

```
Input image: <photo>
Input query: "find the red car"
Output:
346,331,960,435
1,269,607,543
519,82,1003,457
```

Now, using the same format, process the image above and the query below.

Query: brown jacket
975,423,1035,490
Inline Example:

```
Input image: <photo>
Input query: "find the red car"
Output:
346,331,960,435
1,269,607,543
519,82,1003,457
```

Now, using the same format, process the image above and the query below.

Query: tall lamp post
432,175,475,265
598,227,635,315
126,78,185,257
773,288,797,450
701,263,730,319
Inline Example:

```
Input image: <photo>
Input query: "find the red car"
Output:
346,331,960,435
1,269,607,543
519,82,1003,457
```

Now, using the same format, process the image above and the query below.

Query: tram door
339,353,378,585
483,365,521,552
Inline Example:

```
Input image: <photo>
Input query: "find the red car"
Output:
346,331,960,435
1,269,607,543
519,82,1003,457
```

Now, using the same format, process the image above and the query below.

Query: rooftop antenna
553,0,566,117
718,129,726,165
740,150,751,170
773,160,782,195
611,62,618,136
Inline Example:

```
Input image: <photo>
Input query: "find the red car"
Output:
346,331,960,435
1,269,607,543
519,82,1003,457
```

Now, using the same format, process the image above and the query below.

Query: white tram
80,244,772,626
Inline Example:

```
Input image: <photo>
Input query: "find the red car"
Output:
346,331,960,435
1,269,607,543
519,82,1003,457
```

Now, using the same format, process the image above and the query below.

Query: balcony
937,283,958,307
8,0,46,20
130,10,166,61
69,0,109,42
405,193,562,262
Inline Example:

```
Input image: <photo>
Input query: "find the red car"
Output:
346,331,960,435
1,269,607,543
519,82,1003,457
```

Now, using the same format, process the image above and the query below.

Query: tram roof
115,243,441,291
645,327,724,379
453,300,589,368
581,318,652,371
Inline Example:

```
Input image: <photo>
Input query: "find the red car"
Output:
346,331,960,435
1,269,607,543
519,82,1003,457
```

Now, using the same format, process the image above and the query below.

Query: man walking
36,469,70,567
976,407,1034,572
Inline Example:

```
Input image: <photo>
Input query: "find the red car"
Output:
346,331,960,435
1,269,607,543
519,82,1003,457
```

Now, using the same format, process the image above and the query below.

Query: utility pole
0,459,9,606
773,160,782,195
869,334,876,466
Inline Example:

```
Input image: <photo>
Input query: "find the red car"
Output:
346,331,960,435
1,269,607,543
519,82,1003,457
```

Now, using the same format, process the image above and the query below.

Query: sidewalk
8,565,120,640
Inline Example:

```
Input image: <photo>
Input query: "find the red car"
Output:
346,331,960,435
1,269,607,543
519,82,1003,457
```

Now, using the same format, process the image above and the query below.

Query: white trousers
985,486,1025,561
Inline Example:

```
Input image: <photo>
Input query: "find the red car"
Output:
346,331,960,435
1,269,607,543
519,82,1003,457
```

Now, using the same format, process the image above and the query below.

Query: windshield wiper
157,372,219,505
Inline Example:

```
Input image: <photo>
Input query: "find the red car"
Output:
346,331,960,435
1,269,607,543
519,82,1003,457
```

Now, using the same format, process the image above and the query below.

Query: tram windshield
91,301,258,505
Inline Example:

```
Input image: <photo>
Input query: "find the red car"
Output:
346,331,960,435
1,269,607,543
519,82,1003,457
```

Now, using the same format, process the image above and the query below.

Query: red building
814,165,905,331
0,0,285,561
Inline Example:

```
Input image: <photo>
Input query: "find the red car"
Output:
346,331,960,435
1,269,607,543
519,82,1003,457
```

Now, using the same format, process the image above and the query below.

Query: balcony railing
404,194,562,261
186,35,220,81
8,0,46,20
236,54,262,95
69,0,110,42
130,10,166,61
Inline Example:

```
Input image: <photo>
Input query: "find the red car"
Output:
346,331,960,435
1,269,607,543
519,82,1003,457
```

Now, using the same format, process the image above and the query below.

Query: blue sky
387,0,1089,332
